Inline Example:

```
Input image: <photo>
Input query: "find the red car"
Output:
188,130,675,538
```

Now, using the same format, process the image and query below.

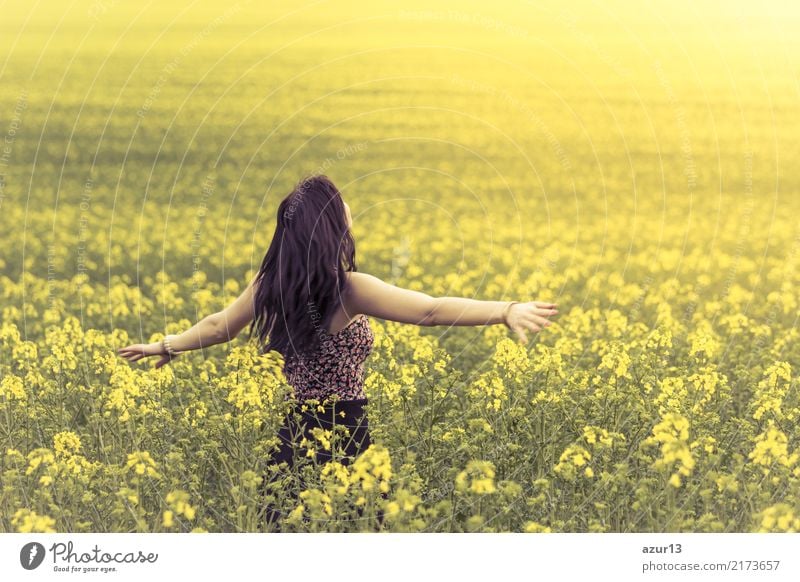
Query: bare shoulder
343,271,381,301
344,270,381,289
342,271,386,314
341,270,436,325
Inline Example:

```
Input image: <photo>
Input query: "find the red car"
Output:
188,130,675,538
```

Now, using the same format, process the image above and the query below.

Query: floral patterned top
283,314,374,403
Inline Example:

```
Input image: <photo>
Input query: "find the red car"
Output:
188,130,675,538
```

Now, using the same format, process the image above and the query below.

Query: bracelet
162,334,181,357
502,301,520,328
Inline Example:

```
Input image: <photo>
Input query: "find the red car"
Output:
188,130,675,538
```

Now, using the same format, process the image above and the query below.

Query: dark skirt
261,397,381,529
270,397,372,466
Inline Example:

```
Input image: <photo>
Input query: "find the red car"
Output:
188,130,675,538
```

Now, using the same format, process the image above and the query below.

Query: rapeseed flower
125,451,160,478
12,509,56,533
455,460,497,494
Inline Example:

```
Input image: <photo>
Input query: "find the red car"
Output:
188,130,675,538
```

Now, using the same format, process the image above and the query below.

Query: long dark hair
247,174,357,358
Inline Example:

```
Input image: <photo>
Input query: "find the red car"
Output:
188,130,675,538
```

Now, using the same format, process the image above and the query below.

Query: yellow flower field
0,0,798,532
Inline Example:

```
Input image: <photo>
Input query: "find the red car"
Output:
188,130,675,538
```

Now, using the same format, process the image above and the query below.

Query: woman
117,174,559,529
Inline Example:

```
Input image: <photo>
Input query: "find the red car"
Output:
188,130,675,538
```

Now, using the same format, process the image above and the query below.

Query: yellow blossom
0,373,26,400
523,521,552,533
166,490,196,520
554,445,592,481
125,451,160,479
748,422,798,474
455,460,497,494
12,509,56,533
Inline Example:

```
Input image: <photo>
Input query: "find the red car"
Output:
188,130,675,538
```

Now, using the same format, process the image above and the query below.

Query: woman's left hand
117,341,178,369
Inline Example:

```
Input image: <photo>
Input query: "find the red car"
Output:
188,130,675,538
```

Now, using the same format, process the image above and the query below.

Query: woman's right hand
117,341,179,369
504,301,559,344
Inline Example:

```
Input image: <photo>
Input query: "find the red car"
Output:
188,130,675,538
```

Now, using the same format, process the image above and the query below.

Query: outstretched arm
117,274,259,367
343,271,558,343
